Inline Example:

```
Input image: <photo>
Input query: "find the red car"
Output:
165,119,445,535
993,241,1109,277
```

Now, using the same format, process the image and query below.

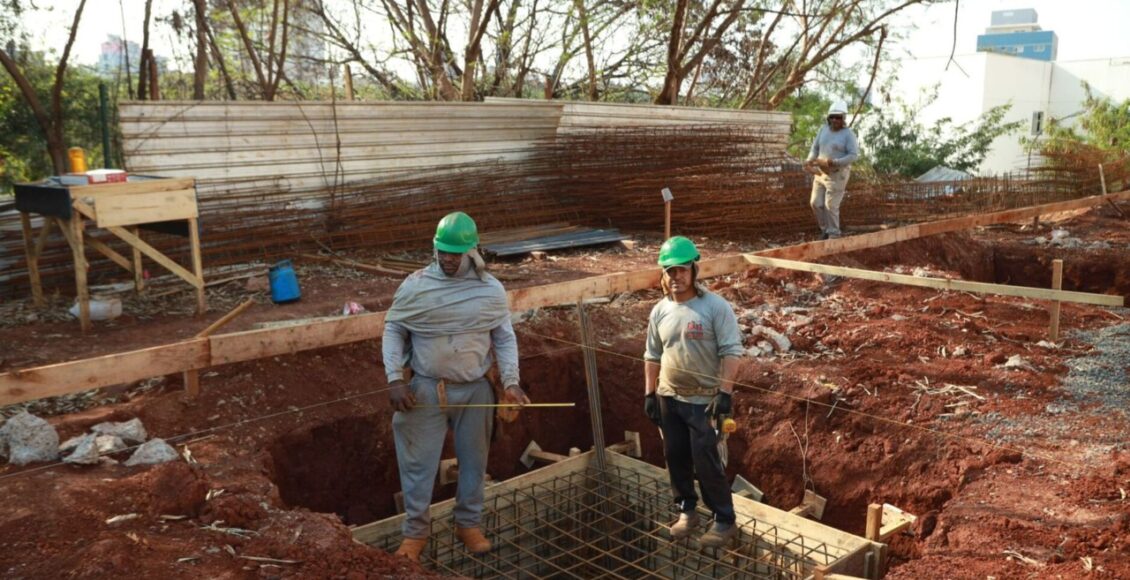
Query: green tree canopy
859,96,1022,178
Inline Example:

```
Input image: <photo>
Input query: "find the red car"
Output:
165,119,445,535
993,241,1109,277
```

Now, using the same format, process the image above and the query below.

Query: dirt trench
266,229,1130,578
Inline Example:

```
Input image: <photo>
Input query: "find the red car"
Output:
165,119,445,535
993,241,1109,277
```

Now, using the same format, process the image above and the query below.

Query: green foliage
1039,83,1130,156
860,97,1022,177
1,48,110,192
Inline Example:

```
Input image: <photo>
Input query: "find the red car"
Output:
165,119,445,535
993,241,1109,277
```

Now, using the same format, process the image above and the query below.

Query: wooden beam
0,339,209,406
188,217,206,314
742,255,1123,307
1049,259,1065,340
761,190,1130,262
85,235,134,273
132,227,145,292
865,504,883,541
183,299,255,398
19,213,45,307
71,217,91,333
104,225,204,289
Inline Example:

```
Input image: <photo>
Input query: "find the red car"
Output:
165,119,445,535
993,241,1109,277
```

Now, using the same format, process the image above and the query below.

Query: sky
19,0,1130,71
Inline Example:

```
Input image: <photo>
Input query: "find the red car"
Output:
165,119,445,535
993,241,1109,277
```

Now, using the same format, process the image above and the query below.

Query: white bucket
69,298,122,321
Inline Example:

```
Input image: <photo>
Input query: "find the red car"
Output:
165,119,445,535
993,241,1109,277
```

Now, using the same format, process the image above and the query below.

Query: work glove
644,394,662,426
705,391,732,418
388,379,416,412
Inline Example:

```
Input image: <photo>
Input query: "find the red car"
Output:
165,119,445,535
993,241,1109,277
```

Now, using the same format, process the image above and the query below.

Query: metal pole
99,83,112,168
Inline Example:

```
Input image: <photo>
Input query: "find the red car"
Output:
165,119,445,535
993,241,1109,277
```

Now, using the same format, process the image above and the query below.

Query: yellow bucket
68,147,87,173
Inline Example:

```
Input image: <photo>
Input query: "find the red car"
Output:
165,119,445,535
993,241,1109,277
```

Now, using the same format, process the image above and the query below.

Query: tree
1,51,109,191
860,98,1022,177
1041,83,1130,156
0,0,88,173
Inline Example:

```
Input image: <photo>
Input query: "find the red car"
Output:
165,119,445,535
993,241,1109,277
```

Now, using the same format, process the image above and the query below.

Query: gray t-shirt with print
644,291,744,404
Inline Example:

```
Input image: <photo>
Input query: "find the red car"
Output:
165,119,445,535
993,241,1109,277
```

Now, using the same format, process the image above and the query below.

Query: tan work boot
394,536,428,562
455,526,492,554
699,522,738,548
669,511,700,539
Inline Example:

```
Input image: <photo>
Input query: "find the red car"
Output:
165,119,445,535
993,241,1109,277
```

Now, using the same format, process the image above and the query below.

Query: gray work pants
392,375,494,539
810,168,850,236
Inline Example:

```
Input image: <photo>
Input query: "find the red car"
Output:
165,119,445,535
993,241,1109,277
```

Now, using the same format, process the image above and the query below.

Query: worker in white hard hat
804,101,860,239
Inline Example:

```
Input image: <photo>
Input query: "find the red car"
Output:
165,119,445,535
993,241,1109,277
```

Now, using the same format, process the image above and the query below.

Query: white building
888,51,1130,174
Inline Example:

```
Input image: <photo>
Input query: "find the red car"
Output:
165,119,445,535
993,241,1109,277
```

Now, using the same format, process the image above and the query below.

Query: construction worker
643,236,744,548
383,211,529,562
805,100,860,239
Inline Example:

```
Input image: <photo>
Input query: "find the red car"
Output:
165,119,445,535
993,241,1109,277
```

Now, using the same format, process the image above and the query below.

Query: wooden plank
85,235,134,273
742,255,1123,306
94,188,198,228
508,269,659,311
68,177,195,196
0,338,209,406
1049,259,1064,340
132,227,144,291
71,217,91,332
865,504,882,541
196,299,255,338
188,217,205,314
760,191,1130,262
209,311,385,365
104,225,204,289
19,213,45,307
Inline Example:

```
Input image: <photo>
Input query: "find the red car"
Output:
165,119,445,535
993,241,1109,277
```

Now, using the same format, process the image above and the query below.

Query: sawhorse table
15,176,205,332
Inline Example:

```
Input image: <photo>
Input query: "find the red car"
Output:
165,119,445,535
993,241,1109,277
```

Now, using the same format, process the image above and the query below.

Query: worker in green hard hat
383,211,530,561
643,236,744,548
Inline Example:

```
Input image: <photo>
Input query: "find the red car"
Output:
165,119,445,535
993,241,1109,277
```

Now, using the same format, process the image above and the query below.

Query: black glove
705,391,732,418
644,394,662,426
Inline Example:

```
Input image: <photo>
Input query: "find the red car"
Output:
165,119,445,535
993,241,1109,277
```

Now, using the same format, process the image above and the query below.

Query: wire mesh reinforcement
370,464,847,579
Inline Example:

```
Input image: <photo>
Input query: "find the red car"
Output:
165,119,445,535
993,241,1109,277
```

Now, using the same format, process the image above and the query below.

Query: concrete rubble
125,438,179,466
92,418,147,444
0,411,60,465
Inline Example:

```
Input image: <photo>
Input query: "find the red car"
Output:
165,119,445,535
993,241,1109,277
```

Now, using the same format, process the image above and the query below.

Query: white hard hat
827,101,848,116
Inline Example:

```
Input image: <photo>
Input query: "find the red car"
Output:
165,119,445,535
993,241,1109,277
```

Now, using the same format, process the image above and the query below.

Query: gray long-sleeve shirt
807,124,860,168
383,318,520,387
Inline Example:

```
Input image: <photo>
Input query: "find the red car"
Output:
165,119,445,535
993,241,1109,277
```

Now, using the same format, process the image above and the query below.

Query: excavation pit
354,451,882,579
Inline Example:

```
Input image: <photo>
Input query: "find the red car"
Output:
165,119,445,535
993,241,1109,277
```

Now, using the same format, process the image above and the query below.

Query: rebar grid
373,465,846,579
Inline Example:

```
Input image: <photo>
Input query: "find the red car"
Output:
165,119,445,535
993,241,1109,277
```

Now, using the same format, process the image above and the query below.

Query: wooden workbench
14,176,205,331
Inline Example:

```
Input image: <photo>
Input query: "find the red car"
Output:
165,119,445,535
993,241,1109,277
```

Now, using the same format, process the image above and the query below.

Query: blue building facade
976,30,1058,61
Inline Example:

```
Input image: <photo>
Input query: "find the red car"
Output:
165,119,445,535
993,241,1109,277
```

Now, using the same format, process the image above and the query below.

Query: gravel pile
1062,322,1130,416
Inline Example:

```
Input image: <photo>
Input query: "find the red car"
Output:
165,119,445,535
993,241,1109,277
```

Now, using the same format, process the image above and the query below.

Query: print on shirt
685,320,705,340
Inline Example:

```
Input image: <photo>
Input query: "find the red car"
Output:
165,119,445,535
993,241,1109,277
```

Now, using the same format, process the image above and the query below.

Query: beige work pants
810,168,850,237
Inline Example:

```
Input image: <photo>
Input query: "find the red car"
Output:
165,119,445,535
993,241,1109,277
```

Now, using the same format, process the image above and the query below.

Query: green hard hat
434,211,480,253
657,236,700,268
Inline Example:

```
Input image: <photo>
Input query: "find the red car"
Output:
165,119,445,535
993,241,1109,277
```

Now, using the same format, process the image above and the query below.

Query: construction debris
124,439,179,466
0,411,59,465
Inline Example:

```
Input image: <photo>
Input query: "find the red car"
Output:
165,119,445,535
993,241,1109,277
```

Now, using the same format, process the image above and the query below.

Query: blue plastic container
269,260,301,303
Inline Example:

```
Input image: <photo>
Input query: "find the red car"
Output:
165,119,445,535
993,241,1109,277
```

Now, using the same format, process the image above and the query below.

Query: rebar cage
364,457,867,579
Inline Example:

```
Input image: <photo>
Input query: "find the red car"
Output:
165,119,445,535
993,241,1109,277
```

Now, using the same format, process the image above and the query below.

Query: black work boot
669,511,700,539
699,521,738,548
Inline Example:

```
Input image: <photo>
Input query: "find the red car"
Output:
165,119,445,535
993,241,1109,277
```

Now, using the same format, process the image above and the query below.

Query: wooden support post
70,217,91,332
188,217,206,315
19,213,45,307
865,503,883,541
344,64,355,100
664,201,671,240
1049,259,1063,341
183,298,255,397
132,226,145,292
